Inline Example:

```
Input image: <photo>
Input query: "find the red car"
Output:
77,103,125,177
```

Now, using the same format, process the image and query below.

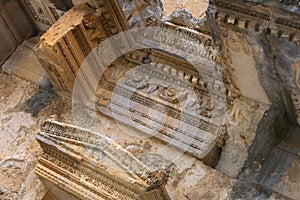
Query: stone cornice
35,120,170,200
208,0,300,44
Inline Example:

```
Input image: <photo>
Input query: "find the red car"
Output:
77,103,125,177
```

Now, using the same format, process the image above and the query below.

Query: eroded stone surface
0,73,45,200
207,1,300,199
0,73,71,200
35,120,170,200
1,0,300,199
2,37,49,86
162,0,208,18
37,0,269,183
217,97,269,178
220,30,270,104
0,71,234,199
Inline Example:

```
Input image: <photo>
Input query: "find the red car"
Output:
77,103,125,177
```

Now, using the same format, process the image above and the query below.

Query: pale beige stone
273,160,300,199
0,73,47,200
162,0,208,18
223,31,270,105
2,37,49,85
217,97,269,178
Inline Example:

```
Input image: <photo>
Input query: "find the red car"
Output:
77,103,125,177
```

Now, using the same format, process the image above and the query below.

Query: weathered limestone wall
207,0,300,198
217,97,268,177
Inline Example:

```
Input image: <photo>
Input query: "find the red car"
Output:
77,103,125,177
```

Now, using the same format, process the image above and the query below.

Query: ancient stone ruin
0,0,299,199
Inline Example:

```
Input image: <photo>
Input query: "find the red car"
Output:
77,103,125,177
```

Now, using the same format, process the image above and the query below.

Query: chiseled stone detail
36,0,272,180
208,0,300,126
1,0,300,199
36,1,222,96
36,0,164,96
97,62,227,158
36,4,97,95
117,0,164,28
126,20,220,64
21,0,65,31
207,0,300,44
35,120,170,200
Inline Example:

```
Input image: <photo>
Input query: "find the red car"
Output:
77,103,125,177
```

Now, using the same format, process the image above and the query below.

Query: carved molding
97,62,227,158
35,2,235,160
36,4,96,94
35,120,170,200
208,0,300,44
34,0,274,182
131,20,220,63
37,3,225,96
21,0,65,31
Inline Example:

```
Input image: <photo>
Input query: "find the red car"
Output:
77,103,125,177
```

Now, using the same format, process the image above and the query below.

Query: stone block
2,36,49,85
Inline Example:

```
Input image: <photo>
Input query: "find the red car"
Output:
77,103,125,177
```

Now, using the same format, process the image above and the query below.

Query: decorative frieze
32,0,276,185
36,1,234,161
96,62,227,158
36,5,97,95
21,0,65,31
37,2,224,97
126,20,220,64
35,120,170,200
208,0,300,44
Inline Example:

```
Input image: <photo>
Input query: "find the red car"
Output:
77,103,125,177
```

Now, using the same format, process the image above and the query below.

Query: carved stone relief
21,0,66,31
0,0,299,199
35,1,270,181
208,0,300,44
36,4,97,94
97,62,226,158
35,120,170,200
